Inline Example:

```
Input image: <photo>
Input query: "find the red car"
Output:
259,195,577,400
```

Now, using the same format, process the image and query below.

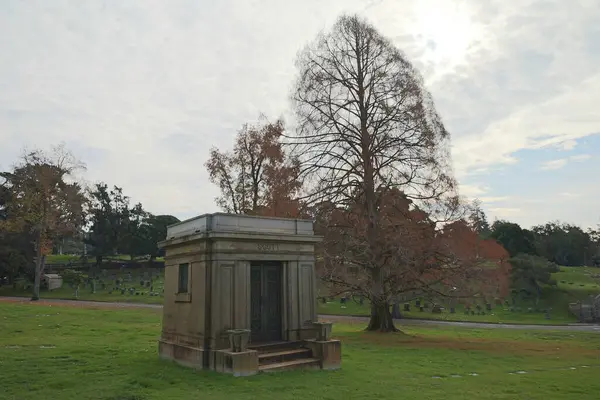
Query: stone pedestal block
158,339,205,369
305,339,342,370
214,349,259,377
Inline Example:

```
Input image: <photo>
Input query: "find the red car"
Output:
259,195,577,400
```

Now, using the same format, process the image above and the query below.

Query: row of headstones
323,296,491,314
110,275,163,296
98,270,163,282
107,287,164,297
320,296,553,319
79,275,163,297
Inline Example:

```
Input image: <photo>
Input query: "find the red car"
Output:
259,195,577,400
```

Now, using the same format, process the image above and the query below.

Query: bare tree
289,15,473,331
0,144,86,300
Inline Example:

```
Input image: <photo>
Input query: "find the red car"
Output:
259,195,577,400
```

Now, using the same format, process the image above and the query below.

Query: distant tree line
0,145,179,300
467,200,599,304
467,200,599,267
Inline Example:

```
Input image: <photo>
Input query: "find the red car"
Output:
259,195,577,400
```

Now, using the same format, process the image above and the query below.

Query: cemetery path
2,296,600,332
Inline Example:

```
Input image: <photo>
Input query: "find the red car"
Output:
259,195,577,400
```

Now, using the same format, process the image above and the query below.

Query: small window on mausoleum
178,263,189,293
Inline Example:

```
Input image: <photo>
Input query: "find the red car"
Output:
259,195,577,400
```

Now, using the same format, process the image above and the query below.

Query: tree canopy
86,183,179,264
205,117,303,218
0,145,87,299
289,15,496,331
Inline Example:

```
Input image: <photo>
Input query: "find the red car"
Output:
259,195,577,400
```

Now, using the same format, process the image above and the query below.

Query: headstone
486,303,492,311
391,302,401,319
450,307,455,314
359,296,364,305
403,303,410,312
415,299,421,307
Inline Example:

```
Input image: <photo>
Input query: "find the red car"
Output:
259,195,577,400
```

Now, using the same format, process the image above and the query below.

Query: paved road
3,296,600,332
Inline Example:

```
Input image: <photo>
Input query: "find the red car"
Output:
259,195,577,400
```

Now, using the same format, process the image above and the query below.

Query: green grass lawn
317,295,578,325
554,266,600,299
2,302,600,400
2,266,599,324
45,254,165,264
319,265,600,325
0,277,165,305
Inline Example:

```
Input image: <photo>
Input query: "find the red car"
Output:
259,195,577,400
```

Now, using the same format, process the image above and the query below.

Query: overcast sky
1,0,599,229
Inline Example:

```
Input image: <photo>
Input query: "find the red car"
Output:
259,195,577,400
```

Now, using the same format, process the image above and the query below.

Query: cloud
554,140,578,151
539,159,569,171
488,207,522,218
459,184,490,199
478,196,510,204
0,0,599,230
559,192,581,198
539,154,592,170
570,154,592,162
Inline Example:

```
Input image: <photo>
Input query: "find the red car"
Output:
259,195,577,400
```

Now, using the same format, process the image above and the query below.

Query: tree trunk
391,302,402,319
31,231,42,301
366,302,399,332
92,255,102,280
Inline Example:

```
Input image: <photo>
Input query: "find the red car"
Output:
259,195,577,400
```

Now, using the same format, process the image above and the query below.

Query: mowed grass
0,282,165,305
1,302,600,400
318,290,578,325
319,266,600,324
554,266,600,299
2,266,599,324
0,280,165,305
44,254,165,264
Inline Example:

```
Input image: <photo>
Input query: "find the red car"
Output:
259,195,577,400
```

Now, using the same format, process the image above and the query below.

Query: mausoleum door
250,262,283,343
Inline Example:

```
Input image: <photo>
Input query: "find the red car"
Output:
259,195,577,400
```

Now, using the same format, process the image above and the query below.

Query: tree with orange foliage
0,145,87,300
290,15,476,331
315,188,511,331
205,116,304,218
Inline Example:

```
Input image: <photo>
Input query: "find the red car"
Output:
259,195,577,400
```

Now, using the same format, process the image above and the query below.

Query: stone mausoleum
157,213,341,375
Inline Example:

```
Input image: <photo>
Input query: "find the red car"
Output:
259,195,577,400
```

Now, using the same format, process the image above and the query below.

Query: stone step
248,340,304,353
258,357,320,373
258,348,312,365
